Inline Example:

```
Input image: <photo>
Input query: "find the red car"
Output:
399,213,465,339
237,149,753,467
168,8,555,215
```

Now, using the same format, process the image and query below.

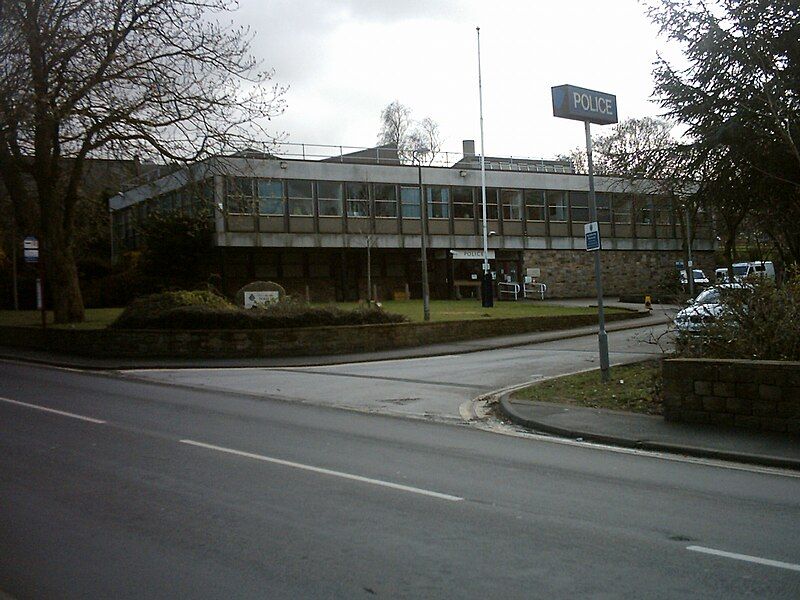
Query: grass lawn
0,299,629,328
511,360,663,415
0,308,123,330
321,300,628,322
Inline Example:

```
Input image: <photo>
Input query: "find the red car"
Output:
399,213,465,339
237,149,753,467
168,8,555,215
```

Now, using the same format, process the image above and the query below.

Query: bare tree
377,101,442,164
408,117,443,165
377,100,413,153
0,0,286,322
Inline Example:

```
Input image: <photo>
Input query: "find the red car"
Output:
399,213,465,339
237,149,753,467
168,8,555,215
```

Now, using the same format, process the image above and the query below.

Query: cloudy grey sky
232,0,676,161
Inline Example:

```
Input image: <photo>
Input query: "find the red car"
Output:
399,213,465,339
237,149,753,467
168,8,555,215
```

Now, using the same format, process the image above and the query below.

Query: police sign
551,84,618,125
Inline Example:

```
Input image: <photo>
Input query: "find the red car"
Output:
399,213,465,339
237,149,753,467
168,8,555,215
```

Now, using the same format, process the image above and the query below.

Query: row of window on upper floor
223,177,702,227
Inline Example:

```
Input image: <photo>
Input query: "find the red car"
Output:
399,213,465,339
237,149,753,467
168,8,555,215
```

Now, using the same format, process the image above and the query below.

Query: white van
715,261,775,282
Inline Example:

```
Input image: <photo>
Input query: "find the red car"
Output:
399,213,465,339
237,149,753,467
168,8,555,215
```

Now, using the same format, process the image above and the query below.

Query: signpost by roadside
23,236,46,329
552,84,618,382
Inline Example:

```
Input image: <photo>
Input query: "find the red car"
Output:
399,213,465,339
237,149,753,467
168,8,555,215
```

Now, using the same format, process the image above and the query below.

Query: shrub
678,275,800,361
111,290,235,329
111,294,407,330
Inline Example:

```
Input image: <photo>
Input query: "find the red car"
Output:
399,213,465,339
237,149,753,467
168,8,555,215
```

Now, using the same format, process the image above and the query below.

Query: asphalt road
2,359,800,598
123,323,673,420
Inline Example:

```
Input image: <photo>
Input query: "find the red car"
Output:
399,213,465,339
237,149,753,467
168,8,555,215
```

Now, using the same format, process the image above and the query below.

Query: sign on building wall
450,250,496,260
551,84,618,125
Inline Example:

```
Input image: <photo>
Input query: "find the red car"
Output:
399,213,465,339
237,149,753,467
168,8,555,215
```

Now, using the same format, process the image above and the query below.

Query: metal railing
119,141,575,191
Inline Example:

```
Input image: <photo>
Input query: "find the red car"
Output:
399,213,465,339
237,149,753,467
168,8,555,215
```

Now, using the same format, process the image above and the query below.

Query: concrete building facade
110,142,715,301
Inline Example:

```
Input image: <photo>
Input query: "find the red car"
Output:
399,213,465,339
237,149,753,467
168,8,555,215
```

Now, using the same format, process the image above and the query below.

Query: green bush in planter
111,290,235,329
111,293,407,330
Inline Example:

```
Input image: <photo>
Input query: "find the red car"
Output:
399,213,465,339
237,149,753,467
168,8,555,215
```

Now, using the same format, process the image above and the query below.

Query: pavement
499,395,800,471
4,298,798,472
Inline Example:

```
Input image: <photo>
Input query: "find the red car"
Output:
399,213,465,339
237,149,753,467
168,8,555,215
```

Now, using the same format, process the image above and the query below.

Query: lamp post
413,149,431,322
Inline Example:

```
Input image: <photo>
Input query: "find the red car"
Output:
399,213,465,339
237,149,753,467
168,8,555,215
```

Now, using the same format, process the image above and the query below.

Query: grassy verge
511,360,663,415
0,308,123,329
319,300,628,322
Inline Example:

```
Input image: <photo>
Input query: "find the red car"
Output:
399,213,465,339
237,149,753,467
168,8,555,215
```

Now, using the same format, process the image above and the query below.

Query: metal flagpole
476,26,493,308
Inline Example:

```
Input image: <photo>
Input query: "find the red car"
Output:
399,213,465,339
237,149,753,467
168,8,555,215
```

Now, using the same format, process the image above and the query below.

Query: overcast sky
231,0,678,162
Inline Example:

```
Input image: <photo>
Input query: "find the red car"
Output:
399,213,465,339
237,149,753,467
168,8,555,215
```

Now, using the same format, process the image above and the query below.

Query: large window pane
426,186,450,219
257,179,283,215
401,186,420,218
636,196,654,225
452,186,474,219
546,190,567,222
500,189,522,220
224,177,251,214
374,183,397,217
288,180,313,216
611,194,631,224
596,193,611,223
317,181,343,216
570,191,590,222
482,188,498,220
524,190,545,221
654,197,672,225
346,182,369,217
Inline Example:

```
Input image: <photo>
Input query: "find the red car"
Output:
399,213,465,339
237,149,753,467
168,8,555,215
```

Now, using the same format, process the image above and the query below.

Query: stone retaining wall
662,358,800,433
523,249,715,298
0,311,645,359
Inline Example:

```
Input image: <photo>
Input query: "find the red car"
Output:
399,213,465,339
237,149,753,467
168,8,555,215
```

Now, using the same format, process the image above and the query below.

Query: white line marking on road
0,396,106,424
687,545,800,572
180,439,463,502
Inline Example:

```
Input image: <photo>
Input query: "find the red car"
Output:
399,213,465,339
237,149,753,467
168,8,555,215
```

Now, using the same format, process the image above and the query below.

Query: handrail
524,282,547,300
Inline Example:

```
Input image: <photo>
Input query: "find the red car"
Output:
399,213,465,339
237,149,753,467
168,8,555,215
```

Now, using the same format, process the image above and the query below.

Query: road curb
498,393,800,472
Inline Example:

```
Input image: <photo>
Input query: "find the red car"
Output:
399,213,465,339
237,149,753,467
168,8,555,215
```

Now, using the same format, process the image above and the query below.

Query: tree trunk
43,215,85,323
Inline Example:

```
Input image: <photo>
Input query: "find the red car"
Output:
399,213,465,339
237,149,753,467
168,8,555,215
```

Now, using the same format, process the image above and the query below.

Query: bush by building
111,291,407,330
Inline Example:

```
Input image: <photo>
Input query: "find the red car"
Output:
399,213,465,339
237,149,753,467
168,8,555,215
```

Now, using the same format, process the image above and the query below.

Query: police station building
110,141,715,302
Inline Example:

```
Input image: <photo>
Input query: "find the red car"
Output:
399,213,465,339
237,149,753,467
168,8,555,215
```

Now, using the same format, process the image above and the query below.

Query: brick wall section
662,358,800,433
0,311,645,360
523,249,715,298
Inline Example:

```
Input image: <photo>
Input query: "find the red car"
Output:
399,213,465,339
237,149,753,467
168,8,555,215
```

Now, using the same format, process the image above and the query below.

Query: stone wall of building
662,358,800,433
522,249,716,298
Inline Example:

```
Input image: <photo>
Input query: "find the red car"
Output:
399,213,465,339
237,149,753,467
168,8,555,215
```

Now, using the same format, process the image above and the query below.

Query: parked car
715,261,775,283
673,283,749,333
679,269,710,287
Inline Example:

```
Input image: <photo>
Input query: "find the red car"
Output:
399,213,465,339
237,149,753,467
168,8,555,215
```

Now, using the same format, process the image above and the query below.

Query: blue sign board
552,84,618,125
584,222,601,252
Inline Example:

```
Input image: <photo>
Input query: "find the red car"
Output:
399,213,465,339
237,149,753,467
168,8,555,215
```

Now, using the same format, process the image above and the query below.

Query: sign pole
585,120,609,381
552,83,616,383
11,212,19,310
38,244,46,330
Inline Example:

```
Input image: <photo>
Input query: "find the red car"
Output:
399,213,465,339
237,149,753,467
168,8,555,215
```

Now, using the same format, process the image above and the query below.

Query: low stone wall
662,358,800,433
0,310,645,359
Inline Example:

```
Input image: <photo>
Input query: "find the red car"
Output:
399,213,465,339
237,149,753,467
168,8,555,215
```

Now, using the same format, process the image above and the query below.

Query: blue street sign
584,222,601,252
552,84,618,125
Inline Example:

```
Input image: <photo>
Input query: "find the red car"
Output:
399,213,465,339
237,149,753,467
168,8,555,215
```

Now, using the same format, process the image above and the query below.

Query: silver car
673,283,748,333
